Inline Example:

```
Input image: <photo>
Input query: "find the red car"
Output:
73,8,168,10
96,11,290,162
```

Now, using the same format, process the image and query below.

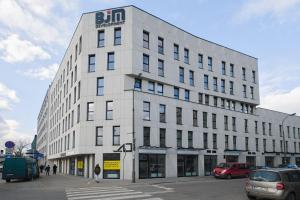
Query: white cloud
22,63,59,80
0,0,79,46
0,116,33,150
0,34,50,63
260,86,300,114
234,0,300,23
0,82,19,110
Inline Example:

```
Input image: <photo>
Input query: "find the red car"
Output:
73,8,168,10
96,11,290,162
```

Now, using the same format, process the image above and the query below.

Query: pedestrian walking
94,164,101,183
45,165,50,176
53,164,57,175
39,165,44,173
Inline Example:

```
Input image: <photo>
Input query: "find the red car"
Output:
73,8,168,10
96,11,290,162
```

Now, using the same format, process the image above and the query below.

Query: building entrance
204,155,217,176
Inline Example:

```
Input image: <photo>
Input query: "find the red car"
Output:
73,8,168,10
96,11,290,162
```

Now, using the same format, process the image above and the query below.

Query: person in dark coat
45,165,50,176
39,165,44,173
53,164,57,175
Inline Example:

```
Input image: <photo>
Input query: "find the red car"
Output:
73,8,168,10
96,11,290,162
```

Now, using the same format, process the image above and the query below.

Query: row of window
49,131,76,155
142,30,256,83
97,27,122,47
88,52,115,72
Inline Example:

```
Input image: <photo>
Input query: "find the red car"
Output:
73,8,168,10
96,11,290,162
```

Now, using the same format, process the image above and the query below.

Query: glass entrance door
265,156,274,167
204,155,217,176
246,156,256,167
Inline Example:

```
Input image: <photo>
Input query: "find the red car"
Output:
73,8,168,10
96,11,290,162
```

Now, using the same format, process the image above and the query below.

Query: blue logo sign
95,8,125,28
5,141,15,148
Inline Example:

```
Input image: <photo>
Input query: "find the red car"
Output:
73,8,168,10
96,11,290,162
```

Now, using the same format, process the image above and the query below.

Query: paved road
0,173,249,200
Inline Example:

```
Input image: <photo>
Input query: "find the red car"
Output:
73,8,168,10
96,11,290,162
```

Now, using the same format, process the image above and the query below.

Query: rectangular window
204,75,209,90
212,77,218,91
193,110,198,127
203,112,208,128
114,27,121,45
143,54,149,72
143,101,150,121
174,44,179,60
188,131,193,148
98,30,104,47
143,31,149,49
287,126,290,138
242,67,246,80
88,54,95,72
158,59,164,77
78,81,81,100
221,98,225,108
221,79,225,93
230,64,234,77
189,70,194,86
157,83,163,95
134,78,142,91
293,127,296,139
262,122,266,135
245,137,249,151
199,93,203,104
224,116,229,131
107,52,115,70
174,87,179,99
245,119,248,133
158,37,164,54
243,85,247,98
179,67,184,83
263,139,267,152
75,45,78,61
159,104,166,123
160,128,166,147
233,136,237,150
97,77,104,96
255,121,258,134
177,130,182,148
269,123,272,136
77,104,80,123
87,102,94,121
184,89,190,101
221,61,226,75
208,57,213,71
232,117,236,132
143,127,150,146
79,36,82,54
184,48,189,64
96,126,103,146
106,101,113,120
113,126,120,145
213,134,217,149
256,138,259,152
203,132,208,149
213,96,218,107
198,54,203,68
230,81,234,95
74,66,77,82
205,94,209,105
252,70,256,83
250,86,254,99
212,113,217,129
148,81,155,93
176,107,182,125
225,135,229,150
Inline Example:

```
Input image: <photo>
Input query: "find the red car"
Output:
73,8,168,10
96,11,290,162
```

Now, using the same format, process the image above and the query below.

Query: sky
0,0,300,150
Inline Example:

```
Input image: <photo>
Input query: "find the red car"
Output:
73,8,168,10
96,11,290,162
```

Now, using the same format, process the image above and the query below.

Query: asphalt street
0,173,249,200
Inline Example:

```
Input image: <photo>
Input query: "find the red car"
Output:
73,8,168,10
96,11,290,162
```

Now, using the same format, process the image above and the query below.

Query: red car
213,162,252,179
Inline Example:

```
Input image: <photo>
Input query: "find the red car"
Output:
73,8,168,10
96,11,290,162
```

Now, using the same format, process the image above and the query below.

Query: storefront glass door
204,155,217,176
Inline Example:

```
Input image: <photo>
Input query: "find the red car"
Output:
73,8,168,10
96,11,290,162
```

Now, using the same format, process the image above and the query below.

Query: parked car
213,162,252,179
277,164,299,169
2,157,39,182
245,168,300,200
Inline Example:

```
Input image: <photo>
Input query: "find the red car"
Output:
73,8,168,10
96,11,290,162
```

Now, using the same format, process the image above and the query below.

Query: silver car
245,168,300,200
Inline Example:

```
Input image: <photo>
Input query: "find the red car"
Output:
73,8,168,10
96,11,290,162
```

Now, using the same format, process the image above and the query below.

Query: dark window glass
114,28,121,45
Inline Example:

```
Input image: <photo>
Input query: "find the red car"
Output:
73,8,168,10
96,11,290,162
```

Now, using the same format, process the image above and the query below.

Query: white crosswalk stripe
65,186,164,200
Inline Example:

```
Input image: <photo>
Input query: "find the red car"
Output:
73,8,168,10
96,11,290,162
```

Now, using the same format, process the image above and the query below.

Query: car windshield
217,163,233,168
250,171,281,182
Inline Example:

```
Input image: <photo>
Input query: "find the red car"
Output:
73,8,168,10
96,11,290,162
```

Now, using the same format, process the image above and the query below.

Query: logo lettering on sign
95,8,125,28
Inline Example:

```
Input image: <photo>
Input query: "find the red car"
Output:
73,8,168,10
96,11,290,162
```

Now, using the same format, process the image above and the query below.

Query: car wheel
286,193,296,200
227,174,232,179
247,195,256,200
6,179,10,183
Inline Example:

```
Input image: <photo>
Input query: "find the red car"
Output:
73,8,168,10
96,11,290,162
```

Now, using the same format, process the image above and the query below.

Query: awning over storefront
138,146,169,154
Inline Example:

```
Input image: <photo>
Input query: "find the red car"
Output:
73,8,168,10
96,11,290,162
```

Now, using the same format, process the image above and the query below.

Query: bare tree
15,139,31,156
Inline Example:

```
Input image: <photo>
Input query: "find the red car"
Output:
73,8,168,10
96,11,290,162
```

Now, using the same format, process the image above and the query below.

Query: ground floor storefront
49,152,300,180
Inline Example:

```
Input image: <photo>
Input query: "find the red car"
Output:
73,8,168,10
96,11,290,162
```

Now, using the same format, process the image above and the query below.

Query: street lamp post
281,113,296,164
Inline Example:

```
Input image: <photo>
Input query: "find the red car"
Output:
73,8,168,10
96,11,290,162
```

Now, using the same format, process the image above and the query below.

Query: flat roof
84,5,257,60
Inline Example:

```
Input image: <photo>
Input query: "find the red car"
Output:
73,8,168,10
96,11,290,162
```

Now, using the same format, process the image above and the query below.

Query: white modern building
37,5,300,180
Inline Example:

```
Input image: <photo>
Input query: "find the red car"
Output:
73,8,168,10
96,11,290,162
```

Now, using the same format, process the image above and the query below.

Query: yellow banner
104,160,120,170
77,160,84,169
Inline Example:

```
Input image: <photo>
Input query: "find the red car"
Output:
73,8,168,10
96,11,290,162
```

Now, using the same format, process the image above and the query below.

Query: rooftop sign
95,8,125,28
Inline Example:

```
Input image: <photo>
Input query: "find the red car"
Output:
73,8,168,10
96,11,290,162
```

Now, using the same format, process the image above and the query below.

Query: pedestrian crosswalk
65,186,164,200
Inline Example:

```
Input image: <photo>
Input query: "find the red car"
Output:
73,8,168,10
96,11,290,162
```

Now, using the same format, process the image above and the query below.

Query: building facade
37,6,300,180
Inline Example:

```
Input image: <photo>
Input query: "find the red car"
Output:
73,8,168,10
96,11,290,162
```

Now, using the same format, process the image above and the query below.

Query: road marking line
141,198,163,200
67,189,135,197
66,188,130,194
66,187,124,192
94,194,153,200
68,191,143,200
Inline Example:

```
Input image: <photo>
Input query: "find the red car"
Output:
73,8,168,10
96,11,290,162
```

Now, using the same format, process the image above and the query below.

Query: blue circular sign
5,141,15,148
